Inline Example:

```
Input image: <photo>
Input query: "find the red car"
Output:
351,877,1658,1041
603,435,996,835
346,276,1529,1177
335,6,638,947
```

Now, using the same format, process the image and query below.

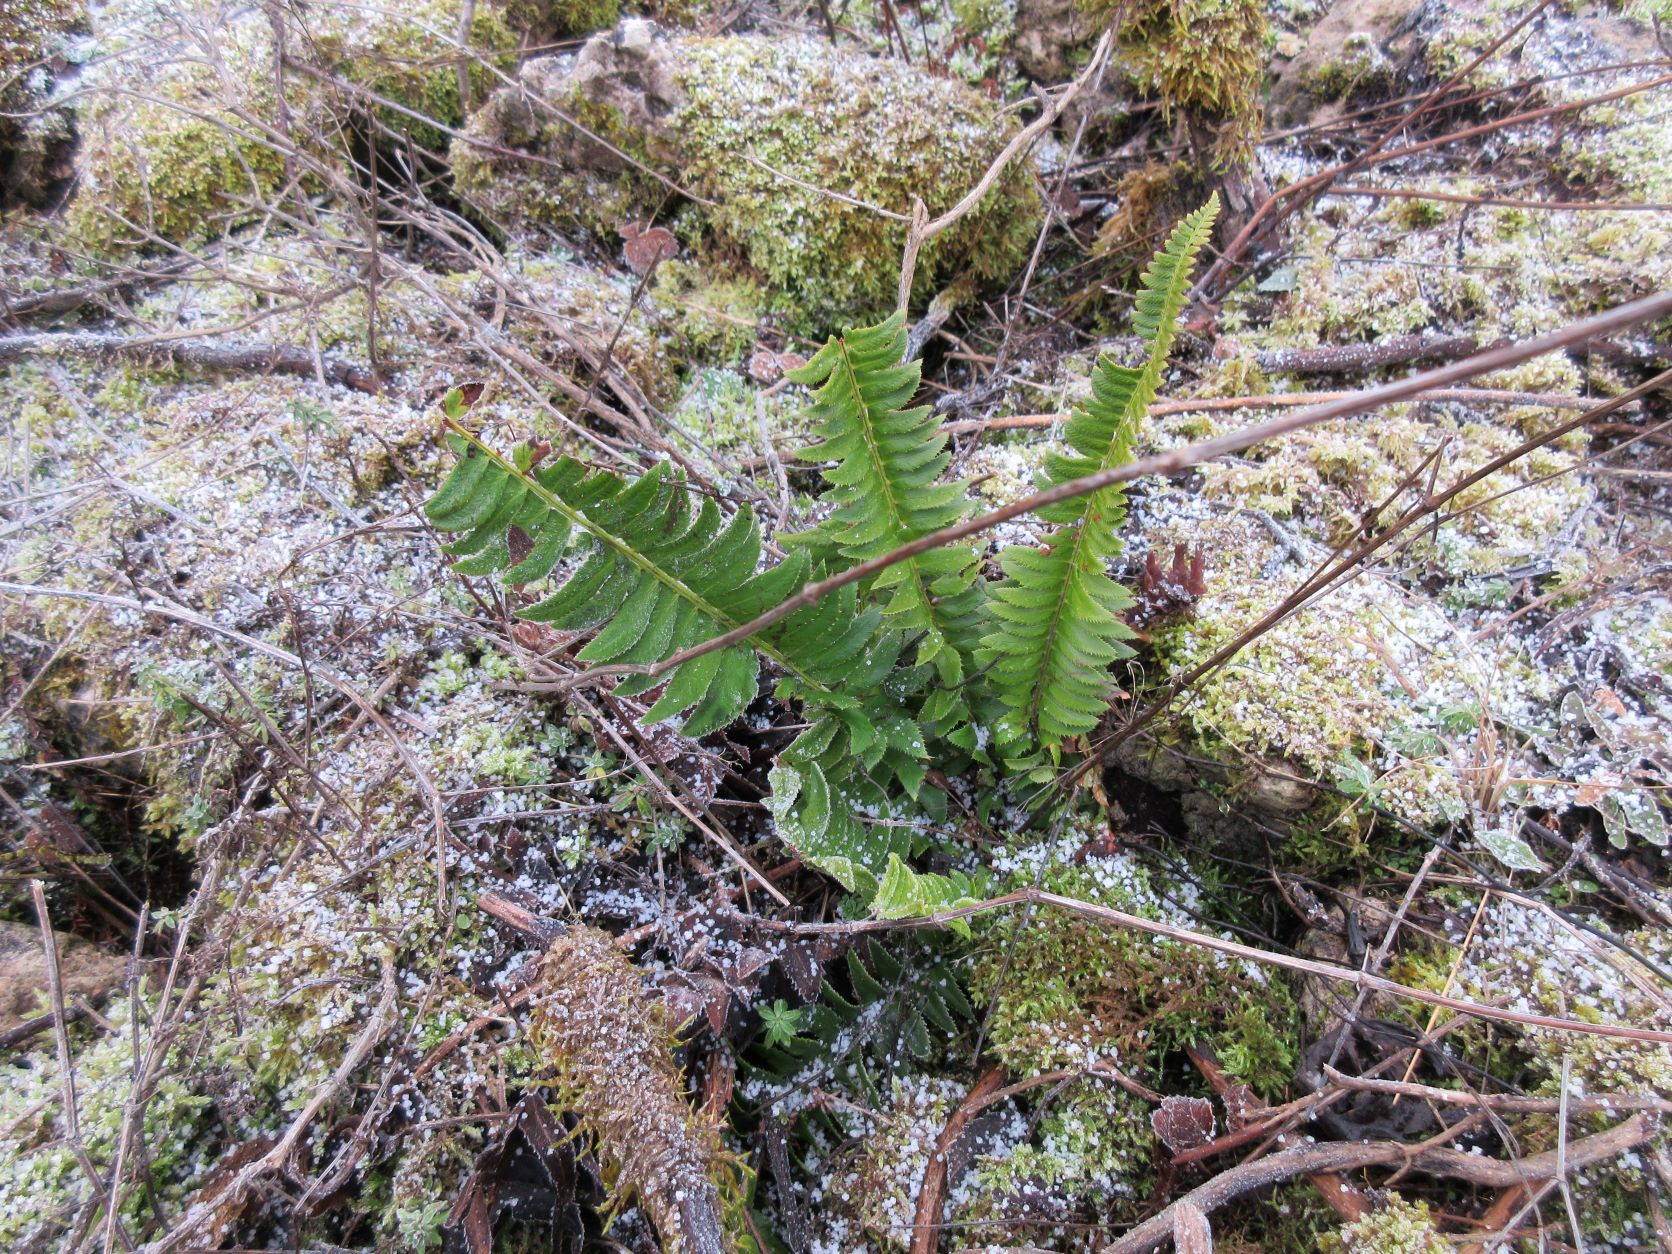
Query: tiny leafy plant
758,999,806,1049
425,197,1219,910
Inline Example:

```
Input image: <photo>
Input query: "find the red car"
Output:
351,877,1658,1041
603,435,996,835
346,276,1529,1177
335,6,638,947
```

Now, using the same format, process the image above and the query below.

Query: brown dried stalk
1102,1112,1659,1254
0,330,379,393
938,386,1605,436
527,926,730,1254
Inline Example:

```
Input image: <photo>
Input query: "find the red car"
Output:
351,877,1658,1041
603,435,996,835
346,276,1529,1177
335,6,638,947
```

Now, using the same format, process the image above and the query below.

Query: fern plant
424,200,1218,907
983,194,1219,750
425,418,931,895
749,938,975,1079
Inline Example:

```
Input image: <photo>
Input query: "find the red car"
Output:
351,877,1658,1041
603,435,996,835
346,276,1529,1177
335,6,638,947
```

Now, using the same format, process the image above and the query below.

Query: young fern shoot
983,194,1219,750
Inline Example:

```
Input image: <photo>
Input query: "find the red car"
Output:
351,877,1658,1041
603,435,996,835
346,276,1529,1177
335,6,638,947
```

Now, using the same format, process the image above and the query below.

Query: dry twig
1103,1113,1660,1254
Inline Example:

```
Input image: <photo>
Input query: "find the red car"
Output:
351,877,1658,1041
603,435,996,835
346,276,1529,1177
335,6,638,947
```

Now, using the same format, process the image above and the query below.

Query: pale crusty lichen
1455,898,1672,1096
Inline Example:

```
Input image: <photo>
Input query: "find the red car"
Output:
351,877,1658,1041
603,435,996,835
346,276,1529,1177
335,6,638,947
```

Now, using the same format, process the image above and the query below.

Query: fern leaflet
983,195,1219,748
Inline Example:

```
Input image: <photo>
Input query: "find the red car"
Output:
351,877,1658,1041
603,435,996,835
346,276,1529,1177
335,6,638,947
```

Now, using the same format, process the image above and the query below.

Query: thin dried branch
1321,1066,1672,1115
1326,184,1672,213
0,331,379,392
895,27,1115,309
938,386,1607,435
1253,332,1483,376
910,1066,1007,1254
29,881,131,1252
730,885,1672,1046
1102,1112,1659,1254
0,257,202,325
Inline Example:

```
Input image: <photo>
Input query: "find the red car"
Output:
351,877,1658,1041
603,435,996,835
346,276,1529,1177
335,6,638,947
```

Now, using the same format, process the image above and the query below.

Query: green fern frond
425,429,881,738
791,310,984,684
982,196,1219,749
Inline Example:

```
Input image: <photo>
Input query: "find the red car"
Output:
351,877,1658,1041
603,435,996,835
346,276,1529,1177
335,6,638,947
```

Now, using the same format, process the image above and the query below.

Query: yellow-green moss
0,994,216,1250
973,836,1298,1094
1095,0,1269,160
68,81,291,251
1322,1194,1448,1254
963,1081,1155,1232
675,37,1040,328
549,0,622,35
650,261,767,365
670,367,804,453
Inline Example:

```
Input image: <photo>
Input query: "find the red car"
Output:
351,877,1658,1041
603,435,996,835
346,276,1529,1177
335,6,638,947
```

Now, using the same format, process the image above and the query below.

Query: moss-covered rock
453,22,1044,329
64,0,520,252
1091,0,1269,160
1267,0,1422,129
1013,0,1089,82
0,0,82,209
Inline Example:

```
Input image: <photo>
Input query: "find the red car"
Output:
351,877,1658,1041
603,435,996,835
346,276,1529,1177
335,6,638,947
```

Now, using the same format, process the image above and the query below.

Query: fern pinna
983,194,1218,750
